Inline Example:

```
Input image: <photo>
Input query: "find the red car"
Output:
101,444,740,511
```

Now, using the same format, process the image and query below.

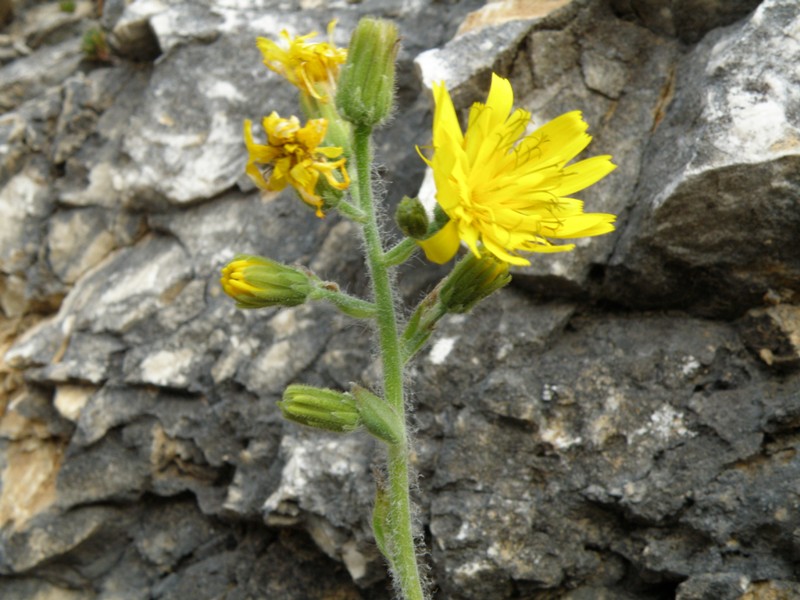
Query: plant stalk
351,124,425,600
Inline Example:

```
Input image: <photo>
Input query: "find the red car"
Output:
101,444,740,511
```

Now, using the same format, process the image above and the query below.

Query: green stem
400,289,447,364
309,285,377,319
383,237,418,267
335,198,368,223
351,124,425,600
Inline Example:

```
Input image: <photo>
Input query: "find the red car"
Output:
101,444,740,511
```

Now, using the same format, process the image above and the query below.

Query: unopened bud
220,255,312,309
395,196,429,239
279,385,361,433
440,252,511,313
336,18,398,128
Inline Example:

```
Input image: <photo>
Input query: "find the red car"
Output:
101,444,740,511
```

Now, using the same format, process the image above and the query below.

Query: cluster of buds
279,383,402,444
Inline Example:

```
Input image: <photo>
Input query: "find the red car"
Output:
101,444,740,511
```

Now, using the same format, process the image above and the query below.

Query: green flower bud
352,385,403,445
279,385,361,433
439,252,511,314
220,255,313,309
336,18,398,128
395,196,429,239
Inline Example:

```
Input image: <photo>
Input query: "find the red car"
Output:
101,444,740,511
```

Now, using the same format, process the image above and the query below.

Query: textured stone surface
606,0,800,317
412,290,800,598
608,0,763,42
2,0,799,598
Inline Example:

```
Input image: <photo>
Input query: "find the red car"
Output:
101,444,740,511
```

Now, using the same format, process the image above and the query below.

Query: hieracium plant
221,18,617,600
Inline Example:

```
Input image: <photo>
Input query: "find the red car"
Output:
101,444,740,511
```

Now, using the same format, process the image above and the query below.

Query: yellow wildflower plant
418,73,617,265
243,112,350,217
257,20,347,101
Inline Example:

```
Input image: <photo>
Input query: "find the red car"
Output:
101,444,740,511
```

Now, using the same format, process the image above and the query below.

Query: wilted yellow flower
418,73,617,265
257,20,347,101
244,113,350,217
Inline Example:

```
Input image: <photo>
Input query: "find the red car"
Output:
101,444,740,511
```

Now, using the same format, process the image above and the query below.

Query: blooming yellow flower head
244,113,350,217
418,73,617,265
257,20,347,101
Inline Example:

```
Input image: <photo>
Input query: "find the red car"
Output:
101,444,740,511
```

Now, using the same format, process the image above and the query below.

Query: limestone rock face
2,1,799,599
606,0,800,316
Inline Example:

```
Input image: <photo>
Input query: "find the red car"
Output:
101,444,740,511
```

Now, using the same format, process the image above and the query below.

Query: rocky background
1,0,799,598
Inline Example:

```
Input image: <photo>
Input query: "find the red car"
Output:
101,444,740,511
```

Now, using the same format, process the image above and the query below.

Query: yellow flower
220,254,312,309
418,73,617,265
257,20,347,101
243,113,350,217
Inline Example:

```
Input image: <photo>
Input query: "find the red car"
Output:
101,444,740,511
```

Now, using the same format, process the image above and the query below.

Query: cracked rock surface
2,1,799,599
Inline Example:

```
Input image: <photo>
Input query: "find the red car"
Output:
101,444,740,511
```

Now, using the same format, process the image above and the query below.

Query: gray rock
0,37,83,112
0,162,54,275
411,289,800,597
263,431,384,584
9,1,95,50
0,578,94,600
2,0,800,598
150,3,223,55
0,505,128,574
609,0,763,43
415,18,540,107
108,0,163,61
675,572,750,600
606,0,800,317
739,303,800,371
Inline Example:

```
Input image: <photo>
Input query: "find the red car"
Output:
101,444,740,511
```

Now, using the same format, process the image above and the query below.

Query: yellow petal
432,82,463,147
520,111,591,168
482,235,530,266
545,213,616,238
483,74,514,133
551,155,616,196
418,220,460,264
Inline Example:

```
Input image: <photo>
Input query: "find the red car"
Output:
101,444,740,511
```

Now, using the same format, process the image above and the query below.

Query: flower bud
439,252,511,313
220,255,313,309
279,385,361,433
352,385,403,445
395,196,429,239
336,18,398,128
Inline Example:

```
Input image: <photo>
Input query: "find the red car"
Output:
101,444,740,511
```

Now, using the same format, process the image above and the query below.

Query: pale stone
139,347,195,388
0,432,63,530
47,210,117,284
53,384,96,422
457,0,573,35
0,274,27,318
0,167,49,272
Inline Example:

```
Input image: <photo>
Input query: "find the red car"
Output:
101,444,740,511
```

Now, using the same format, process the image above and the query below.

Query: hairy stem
383,237,418,267
351,124,425,600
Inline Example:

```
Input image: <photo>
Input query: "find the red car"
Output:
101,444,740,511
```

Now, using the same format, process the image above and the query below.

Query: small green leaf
352,385,403,445
372,474,393,565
